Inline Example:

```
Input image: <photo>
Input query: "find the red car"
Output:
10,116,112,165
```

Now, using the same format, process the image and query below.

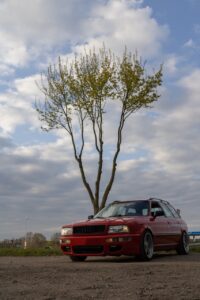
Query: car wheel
176,232,189,255
139,230,154,261
69,255,87,262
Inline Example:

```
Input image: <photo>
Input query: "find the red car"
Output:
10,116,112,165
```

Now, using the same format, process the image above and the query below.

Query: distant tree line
0,238,24,248
0,232,60,248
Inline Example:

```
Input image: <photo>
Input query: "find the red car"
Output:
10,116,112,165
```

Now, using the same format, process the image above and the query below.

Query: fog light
106,237,132,243
106,238,113,243
106,237,120,243
118,237,132,242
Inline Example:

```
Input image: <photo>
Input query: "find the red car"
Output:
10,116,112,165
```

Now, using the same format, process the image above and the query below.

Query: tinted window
151,201,165,216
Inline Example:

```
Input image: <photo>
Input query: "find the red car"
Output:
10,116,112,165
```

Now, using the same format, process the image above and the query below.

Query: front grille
73,225,105,235
73,245,103,254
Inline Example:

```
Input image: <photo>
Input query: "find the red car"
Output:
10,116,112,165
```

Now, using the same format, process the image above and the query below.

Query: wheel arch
142,226,154,238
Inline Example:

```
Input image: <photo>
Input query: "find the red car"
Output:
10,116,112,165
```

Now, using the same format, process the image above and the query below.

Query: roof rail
111,200,121,204
149,197,163,201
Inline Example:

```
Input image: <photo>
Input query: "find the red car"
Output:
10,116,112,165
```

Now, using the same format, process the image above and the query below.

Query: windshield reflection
94,201,149,218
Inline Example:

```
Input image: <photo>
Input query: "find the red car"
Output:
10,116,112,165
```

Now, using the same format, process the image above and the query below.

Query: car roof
110,198,166,205
110,200,147,204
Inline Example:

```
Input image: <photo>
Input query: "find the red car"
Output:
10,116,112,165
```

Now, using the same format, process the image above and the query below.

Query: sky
0,0,200,240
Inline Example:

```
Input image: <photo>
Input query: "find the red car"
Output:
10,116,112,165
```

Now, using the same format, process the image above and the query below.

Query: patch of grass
0,247,62,256
190,245,200,253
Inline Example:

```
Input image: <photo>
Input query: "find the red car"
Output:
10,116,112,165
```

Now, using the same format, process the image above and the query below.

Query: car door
149,201,170,247
161,202,182,245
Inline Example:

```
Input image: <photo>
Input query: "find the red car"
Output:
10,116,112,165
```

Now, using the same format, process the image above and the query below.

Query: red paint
60,199,188,259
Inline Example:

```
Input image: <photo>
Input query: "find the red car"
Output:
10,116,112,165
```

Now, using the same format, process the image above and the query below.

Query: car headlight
61,227,73,236
108,225,129,233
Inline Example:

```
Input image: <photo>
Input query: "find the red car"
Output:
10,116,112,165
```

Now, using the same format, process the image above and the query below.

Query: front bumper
60,233,141,257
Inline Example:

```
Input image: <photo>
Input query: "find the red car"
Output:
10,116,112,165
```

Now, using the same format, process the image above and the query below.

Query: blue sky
147,0,200,65
0,0,200,240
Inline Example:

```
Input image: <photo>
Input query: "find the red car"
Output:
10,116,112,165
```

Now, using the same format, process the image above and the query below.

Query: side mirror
88,215,94,220
177,209,181,216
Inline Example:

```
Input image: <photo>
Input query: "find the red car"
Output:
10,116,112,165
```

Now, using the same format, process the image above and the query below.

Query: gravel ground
0,253,200,300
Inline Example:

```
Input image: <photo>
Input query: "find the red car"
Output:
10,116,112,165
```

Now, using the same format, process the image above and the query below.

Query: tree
51,232,60,246
31,233,46,248
36,47,162,214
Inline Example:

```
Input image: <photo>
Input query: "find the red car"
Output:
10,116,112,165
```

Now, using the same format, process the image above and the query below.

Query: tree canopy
36,46,162,214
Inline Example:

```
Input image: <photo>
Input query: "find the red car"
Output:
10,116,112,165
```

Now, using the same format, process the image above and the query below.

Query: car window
96,205,117,218
142,208,148,216
126,207,136,216
117,206,126,216
94,201,149,218
126,202,149,216
165,203,180,218
151,201,165,216
160,202,174,218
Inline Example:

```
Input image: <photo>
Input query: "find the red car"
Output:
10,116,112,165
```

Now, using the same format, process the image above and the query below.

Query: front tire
139,230,154,261
176,232,189,255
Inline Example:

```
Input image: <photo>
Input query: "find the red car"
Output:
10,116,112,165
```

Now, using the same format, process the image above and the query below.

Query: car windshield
94,201,149,218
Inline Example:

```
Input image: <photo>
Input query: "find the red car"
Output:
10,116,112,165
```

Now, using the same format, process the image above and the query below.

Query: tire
139,230,154,261
176,232,189,255
69,255,87,262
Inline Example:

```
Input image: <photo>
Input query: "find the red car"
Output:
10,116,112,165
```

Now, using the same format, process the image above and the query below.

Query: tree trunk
93,201,100,215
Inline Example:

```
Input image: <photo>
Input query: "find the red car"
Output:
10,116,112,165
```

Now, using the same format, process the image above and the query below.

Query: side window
151,201,165,216
166,203,180,218
141,201,150,216
142,208,148,216
160,202,174,218
135,201,150,216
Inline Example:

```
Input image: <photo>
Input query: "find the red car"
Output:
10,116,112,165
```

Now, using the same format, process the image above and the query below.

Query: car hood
62,216,142,228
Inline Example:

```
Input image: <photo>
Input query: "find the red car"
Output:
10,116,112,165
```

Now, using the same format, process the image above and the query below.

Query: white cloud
0,64,15,77
0,80,41,135
184,38,196,48
0,0,92,44
74,0,168,58
0,31,29,77
178,68,200,93
174,69,200,125
14,74,42,98
0,0,168,78
164,55,180,75
0,0,97,73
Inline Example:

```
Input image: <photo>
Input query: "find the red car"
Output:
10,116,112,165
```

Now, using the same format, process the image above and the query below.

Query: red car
60,198,189,261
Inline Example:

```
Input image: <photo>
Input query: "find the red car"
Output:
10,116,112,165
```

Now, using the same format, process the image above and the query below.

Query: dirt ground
0,253,200,300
